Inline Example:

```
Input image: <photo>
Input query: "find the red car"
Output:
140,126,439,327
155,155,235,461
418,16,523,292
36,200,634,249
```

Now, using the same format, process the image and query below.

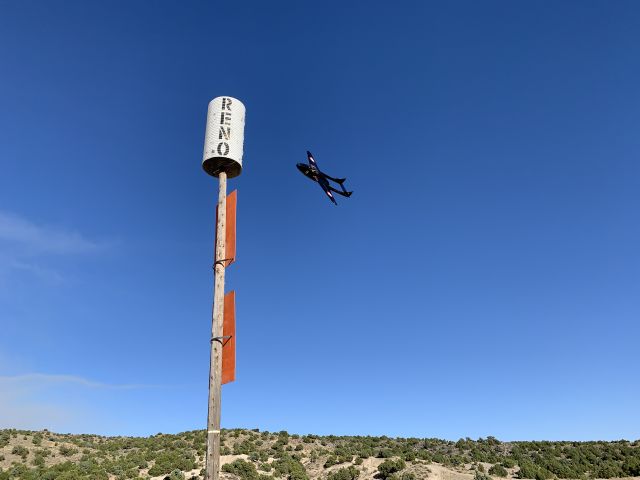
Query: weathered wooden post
202,96,245,480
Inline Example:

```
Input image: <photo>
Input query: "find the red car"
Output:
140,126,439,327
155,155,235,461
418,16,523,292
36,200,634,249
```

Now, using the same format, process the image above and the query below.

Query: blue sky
1,0,639,440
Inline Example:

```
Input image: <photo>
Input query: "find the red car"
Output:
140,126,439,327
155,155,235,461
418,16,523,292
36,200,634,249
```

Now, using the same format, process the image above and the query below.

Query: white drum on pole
202,96,246,178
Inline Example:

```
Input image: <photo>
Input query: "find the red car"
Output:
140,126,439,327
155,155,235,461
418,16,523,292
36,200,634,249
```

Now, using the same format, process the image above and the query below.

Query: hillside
1,429,639,480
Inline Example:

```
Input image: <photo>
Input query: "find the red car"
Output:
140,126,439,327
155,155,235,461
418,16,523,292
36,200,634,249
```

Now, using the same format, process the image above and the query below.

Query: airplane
296,151,353,205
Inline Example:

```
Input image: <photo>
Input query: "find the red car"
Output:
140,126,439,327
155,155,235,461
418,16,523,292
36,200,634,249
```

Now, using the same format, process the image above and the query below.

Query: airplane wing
323,173,346,184
307,150,318,169
318,177,337,205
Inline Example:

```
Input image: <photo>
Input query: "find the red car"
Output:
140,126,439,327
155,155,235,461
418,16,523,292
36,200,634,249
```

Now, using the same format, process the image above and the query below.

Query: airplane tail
344,191,353,197
326,175,347,184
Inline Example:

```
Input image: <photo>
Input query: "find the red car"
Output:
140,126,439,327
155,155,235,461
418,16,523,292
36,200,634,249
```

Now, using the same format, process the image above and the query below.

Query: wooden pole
205,171,227,480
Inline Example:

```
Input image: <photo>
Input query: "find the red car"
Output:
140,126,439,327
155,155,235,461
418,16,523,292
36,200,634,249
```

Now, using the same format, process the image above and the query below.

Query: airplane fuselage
296,163,321,181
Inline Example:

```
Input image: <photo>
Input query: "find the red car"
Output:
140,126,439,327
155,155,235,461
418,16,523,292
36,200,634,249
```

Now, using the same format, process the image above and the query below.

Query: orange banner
215,190,237,267
222,291,236,384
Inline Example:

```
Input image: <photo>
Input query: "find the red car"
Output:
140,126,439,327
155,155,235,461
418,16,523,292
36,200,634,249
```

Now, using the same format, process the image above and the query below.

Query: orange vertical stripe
215,190,237,267
225,190,237,266
222,291,236,384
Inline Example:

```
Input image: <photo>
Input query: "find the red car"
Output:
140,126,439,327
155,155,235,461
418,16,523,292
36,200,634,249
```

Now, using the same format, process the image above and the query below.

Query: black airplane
296,151,352,205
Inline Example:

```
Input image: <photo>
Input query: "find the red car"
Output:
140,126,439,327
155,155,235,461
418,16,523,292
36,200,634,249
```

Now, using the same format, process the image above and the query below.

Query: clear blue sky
1,1,639,441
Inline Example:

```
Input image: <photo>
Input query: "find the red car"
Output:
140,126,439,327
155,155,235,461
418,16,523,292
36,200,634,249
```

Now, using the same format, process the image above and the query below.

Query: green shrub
147,450,196,476
403,451,416,462
475,470,491,480
223,459,260,480
59,445,78,457
378,459,406,479
592,461,624,479
516,463,535,479
489,464,508,477
325,455,339,468
249,451,260,462
391,473,416,480
516,462,551,480
327,465,360,480
11,445,29,459
339,454,353,464
272,455,309,480
623,456,640,476
168,469,185,480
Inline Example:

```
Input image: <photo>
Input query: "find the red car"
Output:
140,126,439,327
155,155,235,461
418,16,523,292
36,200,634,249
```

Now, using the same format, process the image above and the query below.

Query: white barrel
202,96,246,178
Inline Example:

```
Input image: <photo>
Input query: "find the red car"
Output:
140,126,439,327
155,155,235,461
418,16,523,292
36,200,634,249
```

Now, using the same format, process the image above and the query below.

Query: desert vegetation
0,429,639,480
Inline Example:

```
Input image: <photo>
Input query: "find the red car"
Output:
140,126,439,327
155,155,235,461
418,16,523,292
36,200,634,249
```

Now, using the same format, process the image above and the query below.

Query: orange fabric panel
222,291,236,384
215,190,237,267
225,190,237,266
